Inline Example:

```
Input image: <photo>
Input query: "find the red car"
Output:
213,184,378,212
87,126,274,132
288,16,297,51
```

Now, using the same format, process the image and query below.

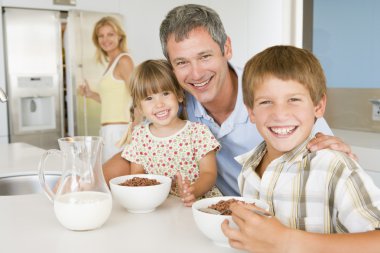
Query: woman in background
79,16,134,162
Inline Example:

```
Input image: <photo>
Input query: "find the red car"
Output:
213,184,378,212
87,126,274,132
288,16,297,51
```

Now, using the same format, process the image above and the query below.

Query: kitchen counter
0,194,240,253
0,143,241,252
0,142,46,175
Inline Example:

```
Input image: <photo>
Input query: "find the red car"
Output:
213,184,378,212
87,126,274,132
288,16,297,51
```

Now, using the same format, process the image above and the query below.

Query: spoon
199,207,272,218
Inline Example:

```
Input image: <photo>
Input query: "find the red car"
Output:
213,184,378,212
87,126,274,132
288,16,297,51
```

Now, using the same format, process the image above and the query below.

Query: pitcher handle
38,149,61,202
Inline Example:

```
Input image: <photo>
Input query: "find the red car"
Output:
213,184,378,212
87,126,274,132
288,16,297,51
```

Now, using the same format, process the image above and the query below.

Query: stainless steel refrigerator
3,8,122,149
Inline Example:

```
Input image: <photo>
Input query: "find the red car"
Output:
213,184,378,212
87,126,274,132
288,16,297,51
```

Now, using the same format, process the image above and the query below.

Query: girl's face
97,24,120,53
139,90,183,128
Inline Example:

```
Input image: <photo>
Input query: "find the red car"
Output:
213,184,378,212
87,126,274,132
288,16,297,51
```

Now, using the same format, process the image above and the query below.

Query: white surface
0,143,241,252
0,194,241,253
0,142,47,175
332,129,380,187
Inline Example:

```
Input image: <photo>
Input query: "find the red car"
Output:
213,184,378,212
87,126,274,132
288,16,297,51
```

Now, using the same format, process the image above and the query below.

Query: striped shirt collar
237,133,315,173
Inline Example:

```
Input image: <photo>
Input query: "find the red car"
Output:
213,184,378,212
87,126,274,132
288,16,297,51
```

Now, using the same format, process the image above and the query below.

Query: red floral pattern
122,121,222,197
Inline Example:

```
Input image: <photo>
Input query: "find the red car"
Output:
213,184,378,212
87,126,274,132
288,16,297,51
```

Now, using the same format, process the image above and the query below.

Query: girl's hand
176,172,196,207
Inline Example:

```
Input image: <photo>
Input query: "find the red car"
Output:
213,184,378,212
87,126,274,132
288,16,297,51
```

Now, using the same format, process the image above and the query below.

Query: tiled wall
325,88,380,133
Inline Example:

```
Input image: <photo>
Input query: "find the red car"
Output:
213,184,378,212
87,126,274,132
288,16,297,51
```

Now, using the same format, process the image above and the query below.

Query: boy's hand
176,172,196,207
307,132,357,160
221,202,292,253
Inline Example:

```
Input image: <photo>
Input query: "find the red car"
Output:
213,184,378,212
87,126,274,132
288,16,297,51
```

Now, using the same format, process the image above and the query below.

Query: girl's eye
144,96,152,101
163,91,171,96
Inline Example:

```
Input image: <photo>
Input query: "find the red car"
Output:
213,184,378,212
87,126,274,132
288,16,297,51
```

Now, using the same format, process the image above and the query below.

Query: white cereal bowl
192,196,269,247
109,174,171,213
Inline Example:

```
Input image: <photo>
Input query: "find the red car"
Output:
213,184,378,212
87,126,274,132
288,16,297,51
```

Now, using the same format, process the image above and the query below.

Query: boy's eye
259,100,271,105
163,91,171,96
289,97,301,102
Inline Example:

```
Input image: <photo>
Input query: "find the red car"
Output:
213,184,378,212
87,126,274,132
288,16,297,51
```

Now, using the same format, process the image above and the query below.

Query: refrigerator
3,8,122,149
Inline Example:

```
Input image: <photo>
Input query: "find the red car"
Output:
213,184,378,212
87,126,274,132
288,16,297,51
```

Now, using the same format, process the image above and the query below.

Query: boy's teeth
271,127,295,135
193,79,209,87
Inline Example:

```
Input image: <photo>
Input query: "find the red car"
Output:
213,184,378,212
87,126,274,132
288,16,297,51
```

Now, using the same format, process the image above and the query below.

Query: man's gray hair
159,4,227,60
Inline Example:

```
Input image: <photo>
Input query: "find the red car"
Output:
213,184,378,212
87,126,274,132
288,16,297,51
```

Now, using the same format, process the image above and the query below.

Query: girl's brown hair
129,59,187,120
118,59,187,147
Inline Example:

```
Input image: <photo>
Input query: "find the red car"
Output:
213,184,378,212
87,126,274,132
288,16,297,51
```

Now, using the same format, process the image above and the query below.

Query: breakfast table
0,142,242,252
0,193,242,253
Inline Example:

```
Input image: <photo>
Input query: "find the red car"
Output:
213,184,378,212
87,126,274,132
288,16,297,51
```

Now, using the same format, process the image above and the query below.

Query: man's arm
103,151,131,186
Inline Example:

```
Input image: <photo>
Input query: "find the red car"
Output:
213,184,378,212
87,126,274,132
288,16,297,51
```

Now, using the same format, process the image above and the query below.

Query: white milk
54,191,112,231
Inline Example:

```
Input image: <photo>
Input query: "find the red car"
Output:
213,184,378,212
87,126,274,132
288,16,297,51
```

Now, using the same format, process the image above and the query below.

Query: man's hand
307,132,357,160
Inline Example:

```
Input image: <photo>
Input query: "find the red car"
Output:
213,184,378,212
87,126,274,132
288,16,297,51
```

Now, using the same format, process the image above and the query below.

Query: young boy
221,45,380,253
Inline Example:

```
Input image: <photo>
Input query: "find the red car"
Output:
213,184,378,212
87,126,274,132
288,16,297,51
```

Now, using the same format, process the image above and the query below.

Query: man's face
166,27,232,105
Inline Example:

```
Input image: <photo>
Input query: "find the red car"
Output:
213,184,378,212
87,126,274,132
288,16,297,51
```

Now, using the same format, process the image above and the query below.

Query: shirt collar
236,133,315,173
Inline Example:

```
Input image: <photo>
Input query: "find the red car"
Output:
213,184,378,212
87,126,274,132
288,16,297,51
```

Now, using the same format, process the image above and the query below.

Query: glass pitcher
38,136,112,231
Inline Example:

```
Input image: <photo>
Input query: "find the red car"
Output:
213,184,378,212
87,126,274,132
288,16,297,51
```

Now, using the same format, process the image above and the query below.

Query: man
104,4,353,196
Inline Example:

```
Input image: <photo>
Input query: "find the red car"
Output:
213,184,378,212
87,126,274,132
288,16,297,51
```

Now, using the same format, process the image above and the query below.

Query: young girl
121,59,222,206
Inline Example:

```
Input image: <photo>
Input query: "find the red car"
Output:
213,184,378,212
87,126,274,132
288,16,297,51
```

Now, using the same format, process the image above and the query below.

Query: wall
313,0,380,132
0,0,302,143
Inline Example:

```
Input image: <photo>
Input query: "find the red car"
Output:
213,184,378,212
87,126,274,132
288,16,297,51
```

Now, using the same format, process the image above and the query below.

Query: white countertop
0,142,46,175
0,194,240,253
0,143,241,252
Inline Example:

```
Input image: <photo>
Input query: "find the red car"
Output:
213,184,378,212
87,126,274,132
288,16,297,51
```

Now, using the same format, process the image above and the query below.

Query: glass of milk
38,136,112,231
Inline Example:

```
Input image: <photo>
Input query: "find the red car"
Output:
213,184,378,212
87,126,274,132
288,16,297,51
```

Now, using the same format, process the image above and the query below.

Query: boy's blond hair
242,45,327,108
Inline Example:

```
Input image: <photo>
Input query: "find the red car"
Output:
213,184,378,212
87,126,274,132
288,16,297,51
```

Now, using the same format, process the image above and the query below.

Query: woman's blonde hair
92,16,127,64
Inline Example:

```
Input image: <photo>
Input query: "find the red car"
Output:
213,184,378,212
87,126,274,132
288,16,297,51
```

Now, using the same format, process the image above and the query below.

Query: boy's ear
314,94,327,118
246,105,256,123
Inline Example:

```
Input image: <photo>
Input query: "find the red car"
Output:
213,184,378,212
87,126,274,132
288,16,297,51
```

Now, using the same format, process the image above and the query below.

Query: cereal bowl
192,196,269,247
110,174,171,213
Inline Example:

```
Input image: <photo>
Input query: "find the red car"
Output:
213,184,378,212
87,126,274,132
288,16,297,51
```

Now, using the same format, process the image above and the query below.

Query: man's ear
224,36,233,60
314,94,327,118
246,105,256,123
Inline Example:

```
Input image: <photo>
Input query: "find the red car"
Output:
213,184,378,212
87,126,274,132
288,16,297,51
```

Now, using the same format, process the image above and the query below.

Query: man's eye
201,54,211,60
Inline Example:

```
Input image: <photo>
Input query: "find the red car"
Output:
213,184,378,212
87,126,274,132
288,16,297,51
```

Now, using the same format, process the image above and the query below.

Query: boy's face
166,27,232,106
247,76,326,158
